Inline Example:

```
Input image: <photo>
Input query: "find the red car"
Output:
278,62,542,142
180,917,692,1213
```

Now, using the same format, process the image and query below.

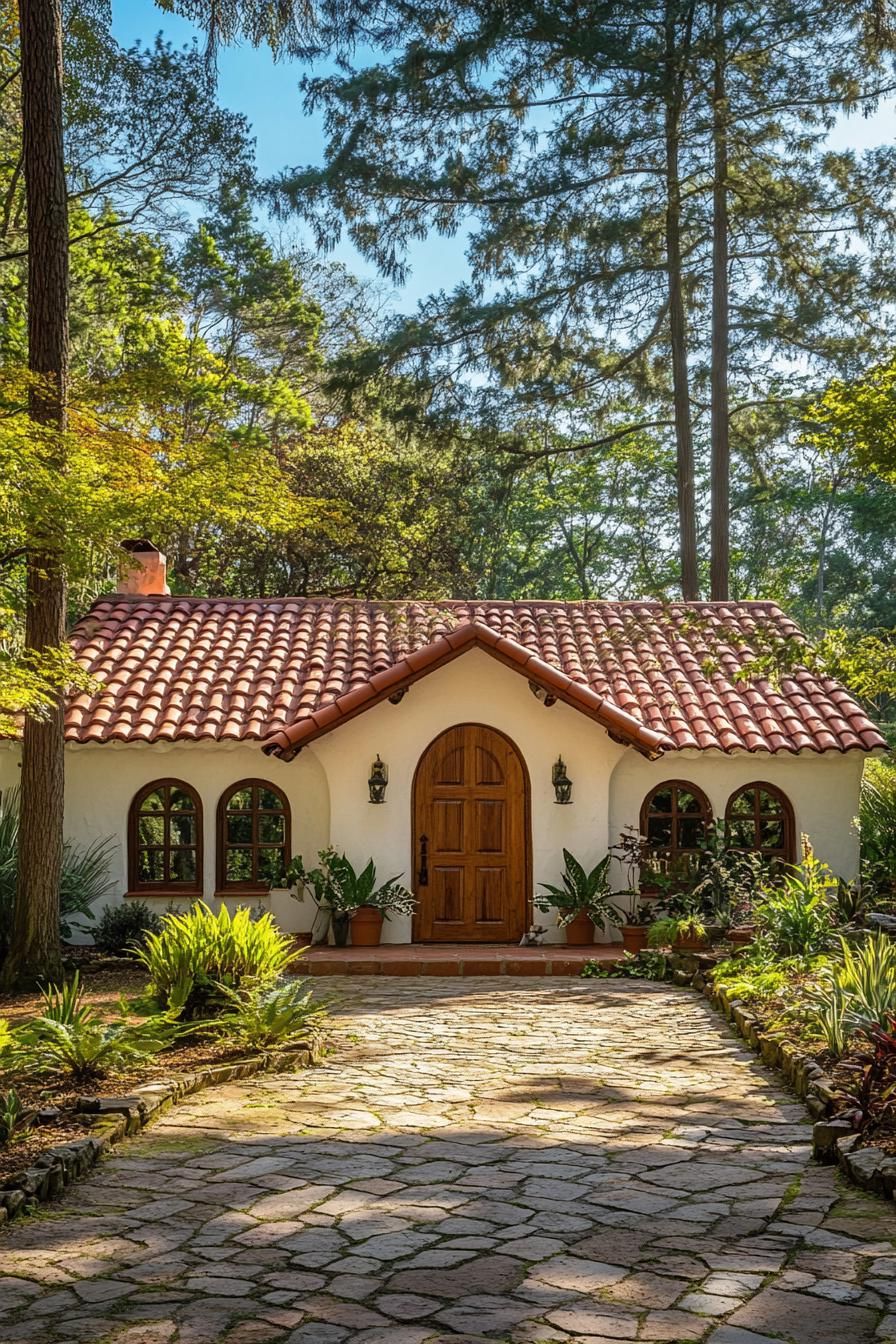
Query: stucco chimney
118,540,171,596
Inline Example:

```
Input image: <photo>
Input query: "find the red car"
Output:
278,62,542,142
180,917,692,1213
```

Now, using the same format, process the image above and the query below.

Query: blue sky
112,0,894,313
111,0,468,309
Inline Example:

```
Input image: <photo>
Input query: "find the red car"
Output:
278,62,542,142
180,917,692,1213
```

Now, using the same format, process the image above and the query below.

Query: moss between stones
0,1035,325,1226
664,950,896,1206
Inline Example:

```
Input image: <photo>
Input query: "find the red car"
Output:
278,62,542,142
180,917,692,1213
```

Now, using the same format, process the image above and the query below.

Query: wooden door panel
413,724,528,943
431,866,464,924
475,867,506,923
434,743,465,785
473,798,505,853
432,798,465,853
474,744,505,785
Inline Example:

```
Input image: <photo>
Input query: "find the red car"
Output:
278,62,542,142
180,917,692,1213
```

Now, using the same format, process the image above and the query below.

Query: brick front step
301,943,621,976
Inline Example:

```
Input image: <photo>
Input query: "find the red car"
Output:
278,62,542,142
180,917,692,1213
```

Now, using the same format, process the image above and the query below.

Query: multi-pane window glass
642,782,710,875
726,785,793,864
220,782,289,889
132,782,200,889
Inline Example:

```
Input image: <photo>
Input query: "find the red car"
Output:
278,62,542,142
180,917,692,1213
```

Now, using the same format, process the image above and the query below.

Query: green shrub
859,757,896,900
0,787,116,956
837,933,896,1030
9,975,180,1082
647,914,706,947
93,901,162,957
212,978,326,1050
136,901,302,1017
755,845,837,956
582,950,669,981
0,1089,33,1145
806,935,896,1058
714,951,806,1002
817,984,851,1057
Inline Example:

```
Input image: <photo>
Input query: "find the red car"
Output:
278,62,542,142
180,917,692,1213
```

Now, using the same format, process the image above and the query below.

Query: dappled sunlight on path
2,978,895,1343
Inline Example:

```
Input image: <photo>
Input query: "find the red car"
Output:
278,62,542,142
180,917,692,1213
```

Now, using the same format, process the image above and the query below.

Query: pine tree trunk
2,0,69,988
709,0,730,601
664,0,699,601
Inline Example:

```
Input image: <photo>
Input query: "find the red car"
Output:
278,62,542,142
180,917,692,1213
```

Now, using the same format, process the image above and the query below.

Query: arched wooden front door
412,724,530,943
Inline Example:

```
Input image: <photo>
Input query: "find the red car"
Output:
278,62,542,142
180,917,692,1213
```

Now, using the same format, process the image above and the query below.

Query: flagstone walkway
2,977,896,1344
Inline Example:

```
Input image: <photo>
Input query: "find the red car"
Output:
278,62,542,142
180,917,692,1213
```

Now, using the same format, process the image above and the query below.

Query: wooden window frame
640,779,712,878
725,781,795,865
128,778,203,898
216,779,291,896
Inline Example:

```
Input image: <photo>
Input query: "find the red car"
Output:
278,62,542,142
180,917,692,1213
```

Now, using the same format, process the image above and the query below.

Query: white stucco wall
0,648,870,945
307,648,628,943
609,748,865,895
0,739,329,938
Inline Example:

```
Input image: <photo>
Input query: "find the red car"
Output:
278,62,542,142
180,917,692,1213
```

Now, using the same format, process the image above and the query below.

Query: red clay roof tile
60,596,886,758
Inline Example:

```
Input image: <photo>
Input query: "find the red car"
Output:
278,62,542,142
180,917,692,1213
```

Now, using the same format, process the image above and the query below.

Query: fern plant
211,978,326,1050
9,975,182,1082
136,902,302,1017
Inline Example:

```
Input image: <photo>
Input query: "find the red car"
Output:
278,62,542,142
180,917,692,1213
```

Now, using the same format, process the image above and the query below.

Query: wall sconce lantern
552,756,573,804
368,754,388,803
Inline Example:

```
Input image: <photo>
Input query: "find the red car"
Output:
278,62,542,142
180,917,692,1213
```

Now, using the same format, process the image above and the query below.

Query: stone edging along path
665,952,896,1203
0,1036,325,1226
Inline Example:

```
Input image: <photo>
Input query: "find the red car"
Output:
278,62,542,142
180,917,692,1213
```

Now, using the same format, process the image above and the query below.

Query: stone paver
2,977,895,1343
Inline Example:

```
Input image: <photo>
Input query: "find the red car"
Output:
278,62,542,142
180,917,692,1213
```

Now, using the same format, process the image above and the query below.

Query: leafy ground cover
586,763,896,1169
0,905,325,1184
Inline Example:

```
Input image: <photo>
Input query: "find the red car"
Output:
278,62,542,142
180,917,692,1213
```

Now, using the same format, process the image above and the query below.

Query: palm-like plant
535,851,623,928
0,787,116,956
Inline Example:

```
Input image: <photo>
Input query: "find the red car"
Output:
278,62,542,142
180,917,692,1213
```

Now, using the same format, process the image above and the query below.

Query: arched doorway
412,723,530,942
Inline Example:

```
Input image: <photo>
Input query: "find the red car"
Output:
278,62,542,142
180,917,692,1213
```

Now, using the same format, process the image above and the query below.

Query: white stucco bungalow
0,542,885,944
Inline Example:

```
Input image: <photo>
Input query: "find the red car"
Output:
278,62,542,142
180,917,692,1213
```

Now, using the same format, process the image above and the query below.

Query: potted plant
286,849,415,947
536,851,623,946
609,828,661,953
647,912,708,951
335,855,415,946
687,820,764,941
618,902,658,954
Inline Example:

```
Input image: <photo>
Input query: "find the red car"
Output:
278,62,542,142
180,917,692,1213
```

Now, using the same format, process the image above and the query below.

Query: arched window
217,780,291,892
640,780,711,877
726,783,795,865
129,780,202,894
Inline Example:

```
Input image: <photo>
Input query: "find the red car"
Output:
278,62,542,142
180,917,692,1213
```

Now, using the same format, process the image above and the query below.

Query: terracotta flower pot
332,912,351,947
621,925,649,955
564,912,595,945
350,905,384,947
674,931,709,952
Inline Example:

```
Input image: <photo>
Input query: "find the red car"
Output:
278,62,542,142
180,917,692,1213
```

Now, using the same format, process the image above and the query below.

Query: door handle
418,833,429,886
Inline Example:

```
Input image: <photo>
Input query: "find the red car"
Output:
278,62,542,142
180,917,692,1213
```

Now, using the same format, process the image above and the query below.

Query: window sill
124,890,201,900
213,888,272,900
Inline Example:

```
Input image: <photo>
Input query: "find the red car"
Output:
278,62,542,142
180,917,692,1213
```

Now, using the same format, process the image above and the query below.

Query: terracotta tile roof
63,596,887,757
